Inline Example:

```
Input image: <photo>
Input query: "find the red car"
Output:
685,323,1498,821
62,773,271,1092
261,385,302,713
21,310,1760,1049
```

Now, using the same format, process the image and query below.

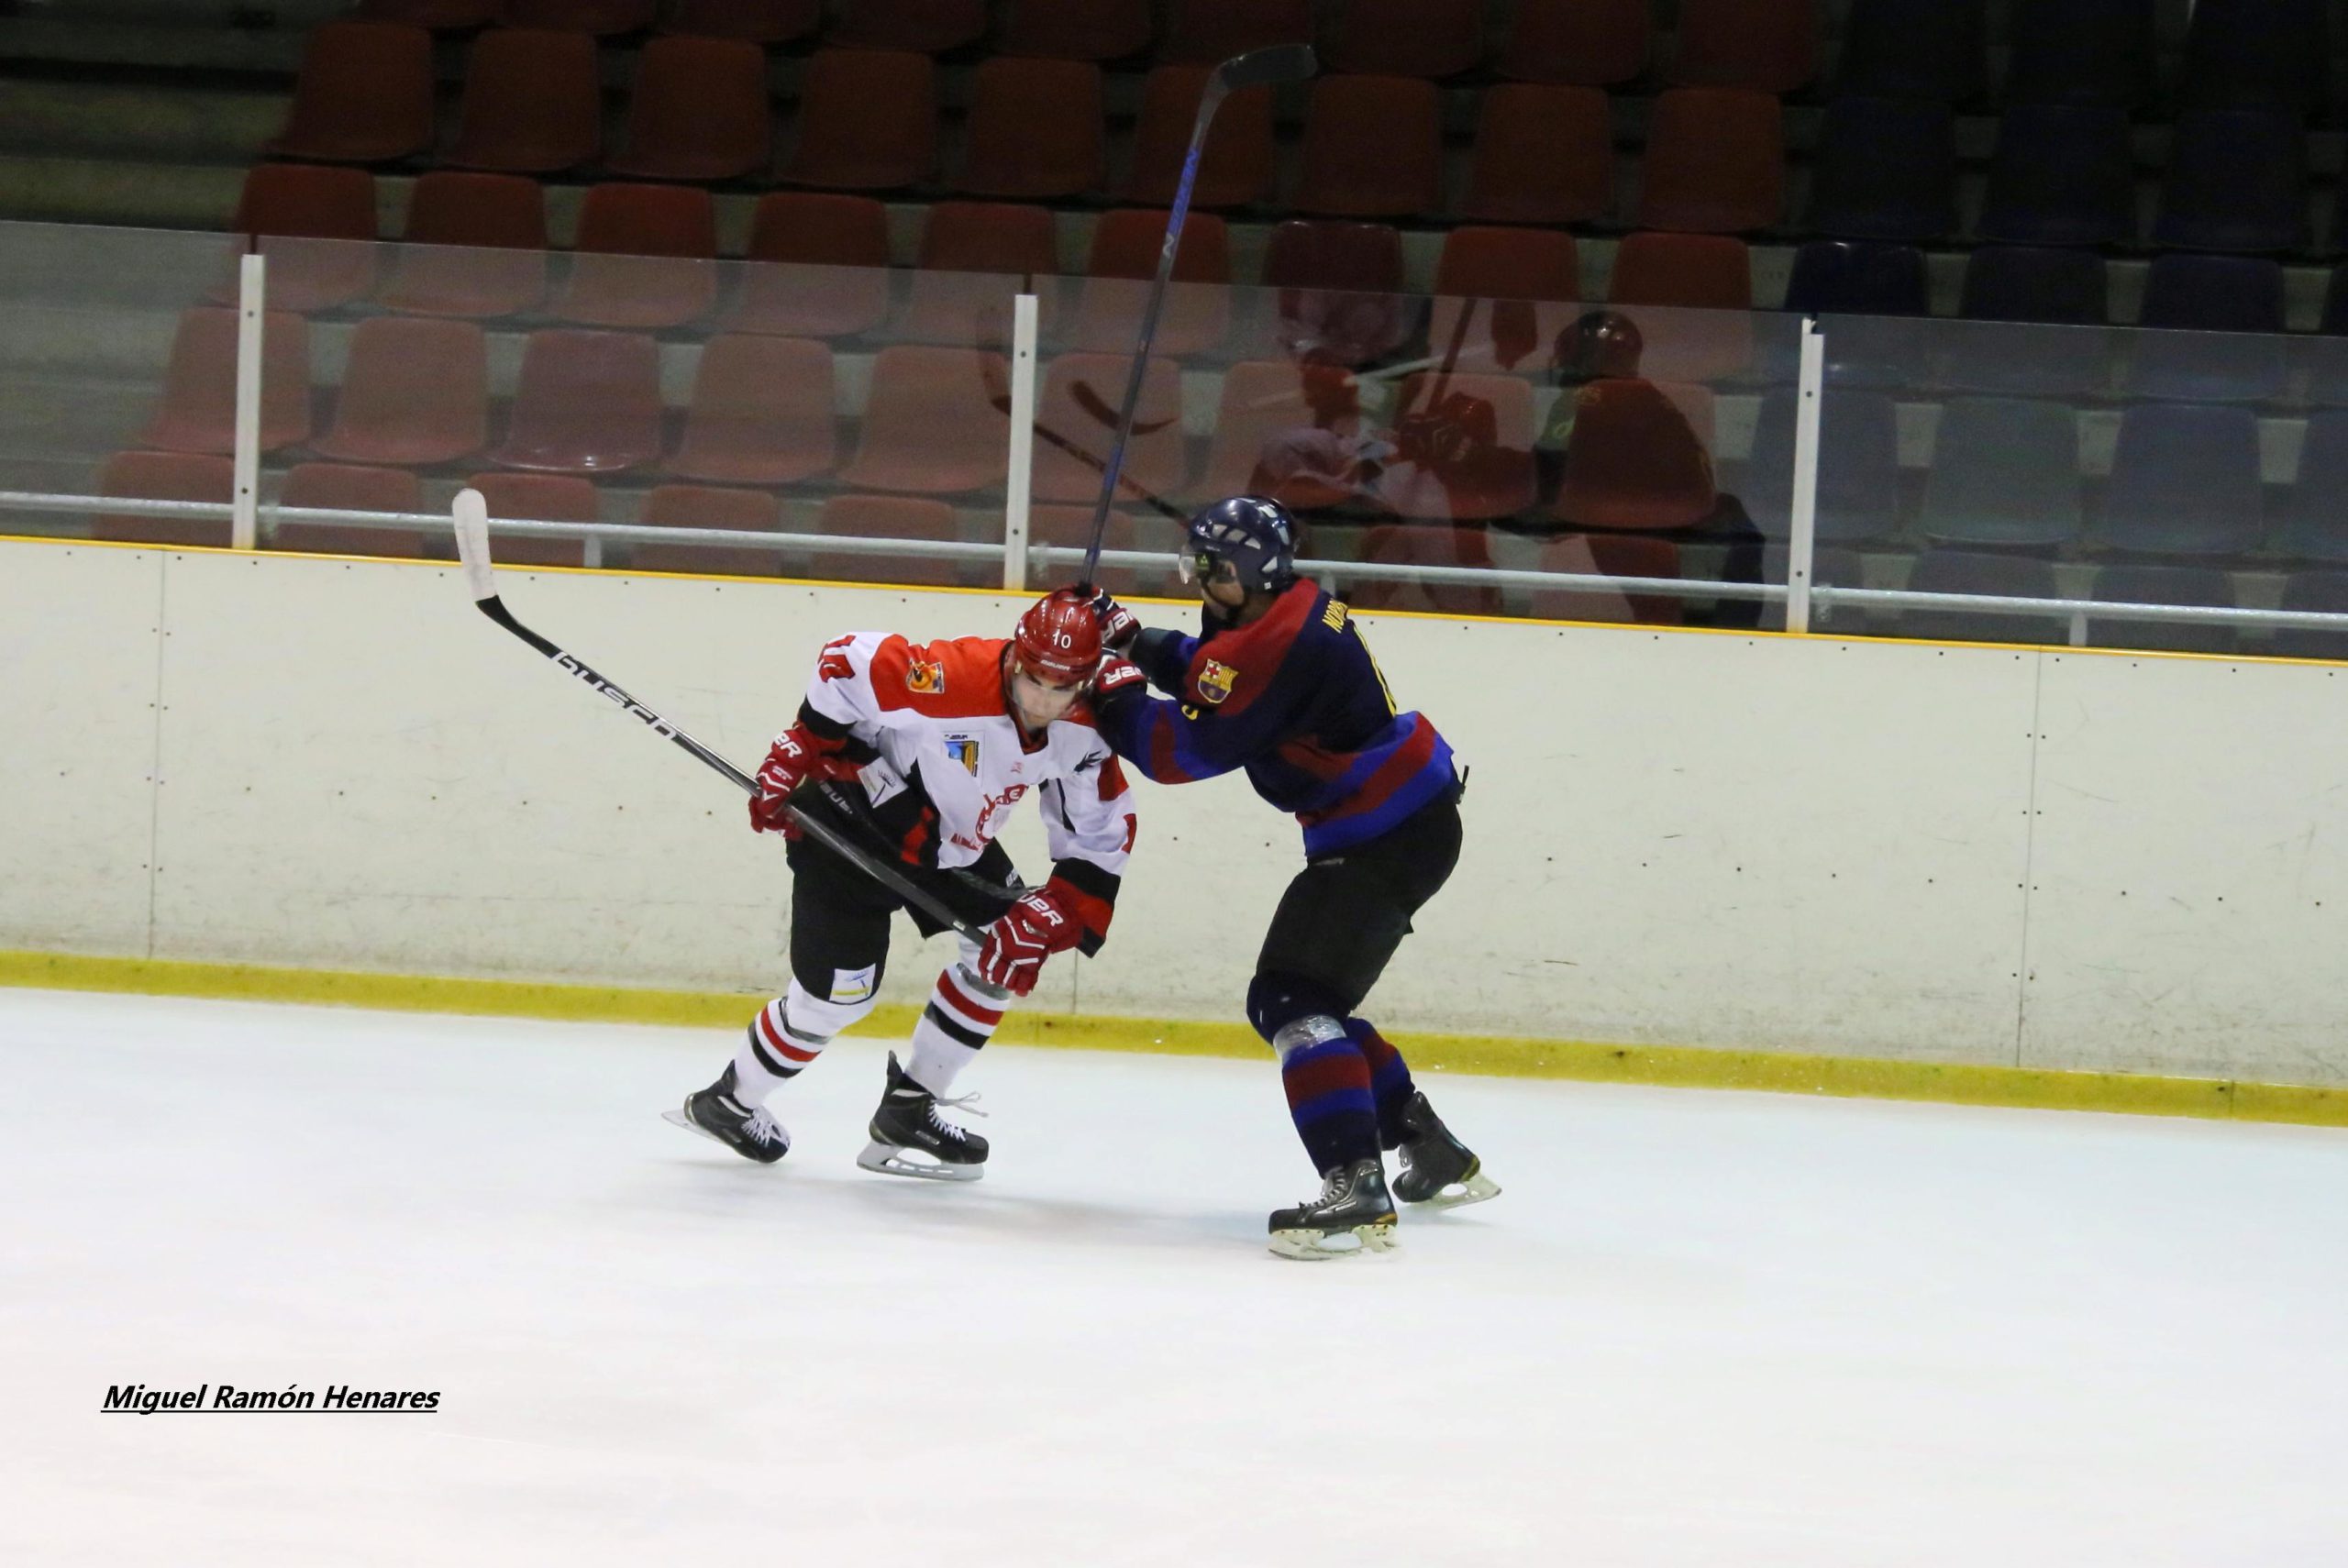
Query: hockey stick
1073,41,1318,591
977,354,1190,525
449,489,989,943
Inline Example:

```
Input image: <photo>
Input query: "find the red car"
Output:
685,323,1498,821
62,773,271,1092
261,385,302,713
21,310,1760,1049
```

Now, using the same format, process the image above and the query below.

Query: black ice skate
662,1064,790,1164
1267,1157,1399,1261
858,1052,988,1182
1391,1090,1501,1209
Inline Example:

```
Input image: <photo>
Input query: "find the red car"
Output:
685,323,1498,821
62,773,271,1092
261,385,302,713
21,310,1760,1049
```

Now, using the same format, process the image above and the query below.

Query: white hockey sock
732,981,871,1107
906,963,1007,1098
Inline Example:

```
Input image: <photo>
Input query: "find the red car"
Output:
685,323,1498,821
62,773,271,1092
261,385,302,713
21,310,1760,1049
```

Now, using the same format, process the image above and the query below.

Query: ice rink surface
4,988,2346,1567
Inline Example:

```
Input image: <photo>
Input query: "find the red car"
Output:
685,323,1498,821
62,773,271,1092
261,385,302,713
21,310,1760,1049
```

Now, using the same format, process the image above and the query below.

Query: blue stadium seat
2275,409,2348,562
1921,398,2084,549
1805,96,1956,241
1944,247,2113,396
2004,0,2154,108
2272,571,2348,659
1835,0,1986,104
1977,103,2135,247
1886,549,2065,646
2177,0,2327,119
2087,564,2240,655
2152,108,2310,254
1782,240,1926,387
1744,387,1900,543
2093,403,2265,558
2127,255,2287,402
2304,263,2348,404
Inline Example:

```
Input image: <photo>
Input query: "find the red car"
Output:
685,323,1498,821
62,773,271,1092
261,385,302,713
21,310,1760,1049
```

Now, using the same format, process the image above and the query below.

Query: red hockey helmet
1011,590,1103,685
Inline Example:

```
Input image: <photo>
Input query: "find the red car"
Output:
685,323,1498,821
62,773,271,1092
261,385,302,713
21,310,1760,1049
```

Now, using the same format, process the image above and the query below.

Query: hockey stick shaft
450,491,987,942
1075,43,1316,591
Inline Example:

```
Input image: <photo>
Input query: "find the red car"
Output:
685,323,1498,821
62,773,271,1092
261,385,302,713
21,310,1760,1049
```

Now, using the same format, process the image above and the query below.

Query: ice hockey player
668,591,1135,1181
1084,496,1498,1260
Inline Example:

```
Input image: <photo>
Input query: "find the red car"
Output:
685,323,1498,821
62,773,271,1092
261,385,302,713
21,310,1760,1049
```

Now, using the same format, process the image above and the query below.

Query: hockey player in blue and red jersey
1085,496,1499,1260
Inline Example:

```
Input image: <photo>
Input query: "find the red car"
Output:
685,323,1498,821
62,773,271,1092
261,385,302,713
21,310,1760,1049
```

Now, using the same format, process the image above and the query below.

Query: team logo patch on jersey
944,735,981,776
906,659,945,694
1196,658,1237,706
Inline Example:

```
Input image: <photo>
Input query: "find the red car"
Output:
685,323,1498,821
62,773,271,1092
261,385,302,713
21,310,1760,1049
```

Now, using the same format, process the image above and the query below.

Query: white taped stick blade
451,488,496,602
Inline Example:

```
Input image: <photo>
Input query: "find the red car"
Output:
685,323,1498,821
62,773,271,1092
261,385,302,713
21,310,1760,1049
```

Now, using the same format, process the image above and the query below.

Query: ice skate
1267,1157,1399,1261
663,1064,790,1164
1391,1090,1500,1209
858,1052,988,1181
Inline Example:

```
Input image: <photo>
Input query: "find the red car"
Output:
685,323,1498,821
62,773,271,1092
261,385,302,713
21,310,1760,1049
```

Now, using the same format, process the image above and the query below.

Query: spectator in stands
1247,365,1525,523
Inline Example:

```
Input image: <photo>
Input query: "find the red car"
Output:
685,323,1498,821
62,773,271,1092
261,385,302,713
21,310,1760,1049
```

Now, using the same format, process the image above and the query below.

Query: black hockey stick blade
1213,42,1317,92
449,489,987,942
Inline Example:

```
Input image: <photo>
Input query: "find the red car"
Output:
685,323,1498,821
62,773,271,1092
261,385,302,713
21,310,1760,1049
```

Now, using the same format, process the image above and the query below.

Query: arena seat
1944,246,2112,396
607,35,771,182
461,471,595,566
898,201,1059,348
2092,403,2265,558
1119,64,1275,208
446,28,602,174
777,50,938,191
828,0,985,52
1199,359,1365,511
1427,226,1581,374
1380,371,1538,522
1293,76,1444,219
1496,0,1647,86
555,182,717,330
1327,0,1485,81
488,329,666,475
1667,0,1816,94
1919,397,2084,548
1260,219,1415,368
231,163,378,313
1745,388,1899,543
659,0,819,43
2087,564,2241,655
2273,571,2348,659
1459,84,1612,226
138,308,311,456
2178,0,2326,118
998,0,1150,61
1885,549,2061,646
356,0,497,26
1634,88,1784,235
501,0,656,33
93,452,234,547
1835,0,1986,104
1162,0,1311,65
1806,97,1955,242
2276,410,2348,562
311,316,488,467
379,171,549,319
1977,102,2134,247
268,21,434,163
2004,0,2154,108
725,193,892,338
1071,208,1230,356
2128,255,2287,403
836,347,1012,494
272,462,426,558
666,335,836,486
2153,107,2310,254
954,58,1105,200
813,493,968,585
634,485,786,577
1606,231,1753,383
1781,240,1926,387
1030,353,1189,507
1550,380,1717,531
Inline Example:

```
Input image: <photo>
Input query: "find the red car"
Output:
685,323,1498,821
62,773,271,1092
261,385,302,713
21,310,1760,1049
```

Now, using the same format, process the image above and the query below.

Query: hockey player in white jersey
668,591,1136,1179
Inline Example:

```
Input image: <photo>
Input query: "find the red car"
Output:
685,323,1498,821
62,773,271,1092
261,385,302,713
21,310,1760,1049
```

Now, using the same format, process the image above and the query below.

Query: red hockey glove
1083,589,1141,653
748,723,843,836
977,880,1086,997
1089,656,1147,713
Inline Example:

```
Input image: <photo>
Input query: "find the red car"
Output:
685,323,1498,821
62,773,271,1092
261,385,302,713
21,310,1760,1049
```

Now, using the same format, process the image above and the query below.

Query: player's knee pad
1246,972,1350,1049
783,975,880,1040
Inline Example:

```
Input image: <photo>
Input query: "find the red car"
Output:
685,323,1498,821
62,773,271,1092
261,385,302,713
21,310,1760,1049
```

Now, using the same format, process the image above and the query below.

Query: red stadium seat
1634,88,1785,235
898,201,1060,348
1527,534,1683,624
1071,207,1230,356
999,0,1150,61
231,163,379,313
1606,231,1754,382
490,329,666,475
813,493,967,585
1261,219,1414,368
1200,359,1366,511
726,192,892,337
666,335,836,485
1119,65,1275,209
356,0,498,26
1030,352,1189,507
1349,525,1503,615
1293,76,1443,219
447,28,602,175
462,471,595,566
94,451,234,547
138,307,311,456
660,0,818,42
954,58,1105,200
500,0,656,33
1498,0,1648,85
312,316,490,467
1427,226,1581,373
1330,0,1485,79
1551,380,1718,531
1667,0,1818,94
268,21,434,163
827,0,985,52
271,462,426,558
555,182,718,329
1164,0,1311,64
379,171,548,318
1028,504,1180,594
836,347,1012,494
634,484,786,576
608,35,771,182
778,49,938,190
1460,83,1612,226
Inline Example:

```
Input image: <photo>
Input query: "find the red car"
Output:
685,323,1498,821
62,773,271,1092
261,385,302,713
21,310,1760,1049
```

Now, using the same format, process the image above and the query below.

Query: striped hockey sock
1346,1017,1418,1150
1273,1016,1381,1173
731,981,860,1107
906,963,1007,1097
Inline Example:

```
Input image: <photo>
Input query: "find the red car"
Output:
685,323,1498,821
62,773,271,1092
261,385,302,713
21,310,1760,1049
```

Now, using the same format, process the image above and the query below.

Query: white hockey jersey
799,631,1137,884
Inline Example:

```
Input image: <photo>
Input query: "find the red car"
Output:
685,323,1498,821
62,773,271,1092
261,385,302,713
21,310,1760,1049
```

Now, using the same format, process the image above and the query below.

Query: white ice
3,987,2346,1567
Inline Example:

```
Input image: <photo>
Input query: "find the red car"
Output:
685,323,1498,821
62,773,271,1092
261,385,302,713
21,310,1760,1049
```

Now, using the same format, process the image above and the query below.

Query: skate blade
857,1139,984,1182
1267,1220,1399,1262
662,1106,789,1163
1407,1168,1501,1211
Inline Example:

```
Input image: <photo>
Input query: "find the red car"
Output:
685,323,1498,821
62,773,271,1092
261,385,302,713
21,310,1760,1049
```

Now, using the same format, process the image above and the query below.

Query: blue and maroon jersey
1095,581,1461,856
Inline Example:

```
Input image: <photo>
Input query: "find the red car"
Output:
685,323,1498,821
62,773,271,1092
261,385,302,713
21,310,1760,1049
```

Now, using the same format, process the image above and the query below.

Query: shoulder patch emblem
1196,658,1237,706
906,658,945,694
1323,601,1349,632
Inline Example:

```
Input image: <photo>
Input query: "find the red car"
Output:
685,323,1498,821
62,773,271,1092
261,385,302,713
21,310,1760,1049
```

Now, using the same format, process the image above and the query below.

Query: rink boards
5,536,2346,1088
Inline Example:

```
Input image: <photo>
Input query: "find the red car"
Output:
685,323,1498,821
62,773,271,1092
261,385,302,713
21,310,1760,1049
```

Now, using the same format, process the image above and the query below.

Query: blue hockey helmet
1181,496,1297,595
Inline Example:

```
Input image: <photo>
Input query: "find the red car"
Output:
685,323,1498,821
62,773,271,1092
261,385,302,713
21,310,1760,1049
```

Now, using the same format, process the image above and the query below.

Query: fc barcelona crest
1197,659,1237,705
945,736,982,776
907,658,945,694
